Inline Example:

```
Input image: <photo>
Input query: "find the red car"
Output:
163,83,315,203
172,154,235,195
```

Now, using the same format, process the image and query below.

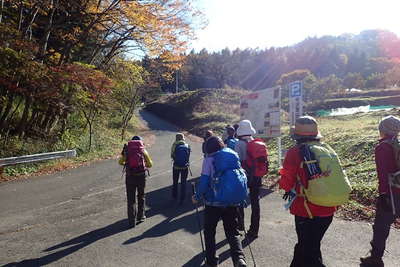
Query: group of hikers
118,114,400,267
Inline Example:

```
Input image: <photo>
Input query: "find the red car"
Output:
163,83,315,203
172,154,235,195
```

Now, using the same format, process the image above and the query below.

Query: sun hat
379,115,400,136
292,116,322,140
236,120,256,137
176,133,185,141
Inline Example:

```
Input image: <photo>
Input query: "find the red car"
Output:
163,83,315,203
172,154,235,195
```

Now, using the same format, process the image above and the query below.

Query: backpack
210,148,248,206
300,142,352,207
383,138,400,189
225,137,238,150
245,139,269,177
174,143,190,168
126,140,146,173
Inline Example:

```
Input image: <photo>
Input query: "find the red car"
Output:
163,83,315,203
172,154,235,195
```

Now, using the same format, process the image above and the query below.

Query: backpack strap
297,163,314,219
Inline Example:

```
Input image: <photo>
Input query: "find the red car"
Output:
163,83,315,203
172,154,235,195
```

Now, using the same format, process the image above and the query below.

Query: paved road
1,111,399,267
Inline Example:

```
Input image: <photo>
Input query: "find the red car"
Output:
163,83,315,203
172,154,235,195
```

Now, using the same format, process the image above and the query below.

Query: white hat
236,120,256,136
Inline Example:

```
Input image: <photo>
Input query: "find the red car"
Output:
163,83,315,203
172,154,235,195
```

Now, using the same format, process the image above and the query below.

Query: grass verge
0,114,149,183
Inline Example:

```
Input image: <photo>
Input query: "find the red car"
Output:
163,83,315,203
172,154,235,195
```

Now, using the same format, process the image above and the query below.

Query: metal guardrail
0,150,77,167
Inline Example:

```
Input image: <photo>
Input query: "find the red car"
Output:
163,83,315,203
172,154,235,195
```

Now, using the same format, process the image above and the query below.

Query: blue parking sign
290,81,302,97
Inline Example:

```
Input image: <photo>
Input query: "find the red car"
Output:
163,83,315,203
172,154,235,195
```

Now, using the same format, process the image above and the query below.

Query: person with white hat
235,119,269,239
361,115,400,267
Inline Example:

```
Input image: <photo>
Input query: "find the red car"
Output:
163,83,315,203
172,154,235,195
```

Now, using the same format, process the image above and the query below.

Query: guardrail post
0,166,4,179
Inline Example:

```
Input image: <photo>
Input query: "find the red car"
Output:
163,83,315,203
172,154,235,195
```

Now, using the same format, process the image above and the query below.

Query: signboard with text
289,81,303,126
239,86,281,138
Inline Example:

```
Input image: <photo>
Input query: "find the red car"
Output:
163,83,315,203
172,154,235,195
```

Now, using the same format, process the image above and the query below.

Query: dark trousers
370,193,400,258
125,173,146,226
238,176,261,234
172,167,188,201
204,205,245,265
290,215,333,267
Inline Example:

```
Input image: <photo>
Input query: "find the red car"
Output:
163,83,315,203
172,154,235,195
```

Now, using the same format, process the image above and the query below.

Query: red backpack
126,140,146,173
245,138,269,177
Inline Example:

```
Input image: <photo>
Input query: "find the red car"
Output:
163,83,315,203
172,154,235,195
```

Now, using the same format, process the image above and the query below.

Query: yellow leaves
116,0,204,58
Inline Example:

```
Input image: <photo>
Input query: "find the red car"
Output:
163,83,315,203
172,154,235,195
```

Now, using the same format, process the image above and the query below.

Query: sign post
289,81,303,126
240,86,282,166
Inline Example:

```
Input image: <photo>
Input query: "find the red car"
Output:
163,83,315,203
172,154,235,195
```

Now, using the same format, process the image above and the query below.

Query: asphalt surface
1,110,399,267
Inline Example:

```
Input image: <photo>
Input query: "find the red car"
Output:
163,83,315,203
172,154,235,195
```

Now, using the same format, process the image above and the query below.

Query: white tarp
239,87,281,138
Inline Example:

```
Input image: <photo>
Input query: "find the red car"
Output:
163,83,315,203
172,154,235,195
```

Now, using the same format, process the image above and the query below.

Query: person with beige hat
361,115,400,267
279,116,347,267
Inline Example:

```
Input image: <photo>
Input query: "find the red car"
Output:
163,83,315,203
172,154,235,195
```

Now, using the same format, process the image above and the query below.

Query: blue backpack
174,143,190,167
210,148,248,206
225,138,238,150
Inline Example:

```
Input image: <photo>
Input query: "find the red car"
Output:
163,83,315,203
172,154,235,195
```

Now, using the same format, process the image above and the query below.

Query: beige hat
292,116,322,140
236,120,256,137
379,115,400,136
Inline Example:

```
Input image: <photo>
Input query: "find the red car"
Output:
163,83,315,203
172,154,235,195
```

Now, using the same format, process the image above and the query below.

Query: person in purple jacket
192,136,247,267
361,115,400,267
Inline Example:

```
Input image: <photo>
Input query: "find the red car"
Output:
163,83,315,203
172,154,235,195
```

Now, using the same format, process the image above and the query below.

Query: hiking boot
246,230,258,239
360,255,384,267
234,258,247,267
137,216,146,224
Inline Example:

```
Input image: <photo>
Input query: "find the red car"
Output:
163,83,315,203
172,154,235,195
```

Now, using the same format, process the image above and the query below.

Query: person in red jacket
279,116,336,267
360,115,400,267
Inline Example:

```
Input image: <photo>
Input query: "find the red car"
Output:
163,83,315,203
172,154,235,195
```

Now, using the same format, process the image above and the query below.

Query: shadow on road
183,239,229,267
123,177,204,245
4,219,130,267
4,180,273,266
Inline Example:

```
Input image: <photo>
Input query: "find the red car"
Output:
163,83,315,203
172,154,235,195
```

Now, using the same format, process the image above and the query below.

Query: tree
109,59,147,139
366,73,386,88
343,72,366,89
385,65,400,87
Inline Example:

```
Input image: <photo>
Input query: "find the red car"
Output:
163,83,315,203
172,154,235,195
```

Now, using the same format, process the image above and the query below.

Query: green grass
146,88,246,136
0,116,144,179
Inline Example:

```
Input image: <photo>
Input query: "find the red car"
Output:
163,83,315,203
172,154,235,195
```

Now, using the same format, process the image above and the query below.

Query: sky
191,0,400,52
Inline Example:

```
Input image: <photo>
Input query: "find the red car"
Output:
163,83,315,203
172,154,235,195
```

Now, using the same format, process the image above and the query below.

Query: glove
192,195,198,204
283,190,296,201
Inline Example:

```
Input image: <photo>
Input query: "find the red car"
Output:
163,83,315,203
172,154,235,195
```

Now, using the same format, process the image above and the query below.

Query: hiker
171,133,191,204
233,124,239,138
360,115,400,267
202,130,214,157
235,119,269,239
192,136,248,267
224,125,238,150
119,136,153,228
279,116,351,267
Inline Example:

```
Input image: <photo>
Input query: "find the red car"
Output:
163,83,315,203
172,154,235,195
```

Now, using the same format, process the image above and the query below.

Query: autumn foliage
0,0,203,151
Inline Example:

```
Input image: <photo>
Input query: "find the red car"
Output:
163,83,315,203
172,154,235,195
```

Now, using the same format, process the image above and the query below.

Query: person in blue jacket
192,136,247,267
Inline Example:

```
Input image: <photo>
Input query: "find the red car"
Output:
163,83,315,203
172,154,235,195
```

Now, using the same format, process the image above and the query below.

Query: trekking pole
237,207,257,267
191,183,205,258
188,165,193,177
121,166,126,179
